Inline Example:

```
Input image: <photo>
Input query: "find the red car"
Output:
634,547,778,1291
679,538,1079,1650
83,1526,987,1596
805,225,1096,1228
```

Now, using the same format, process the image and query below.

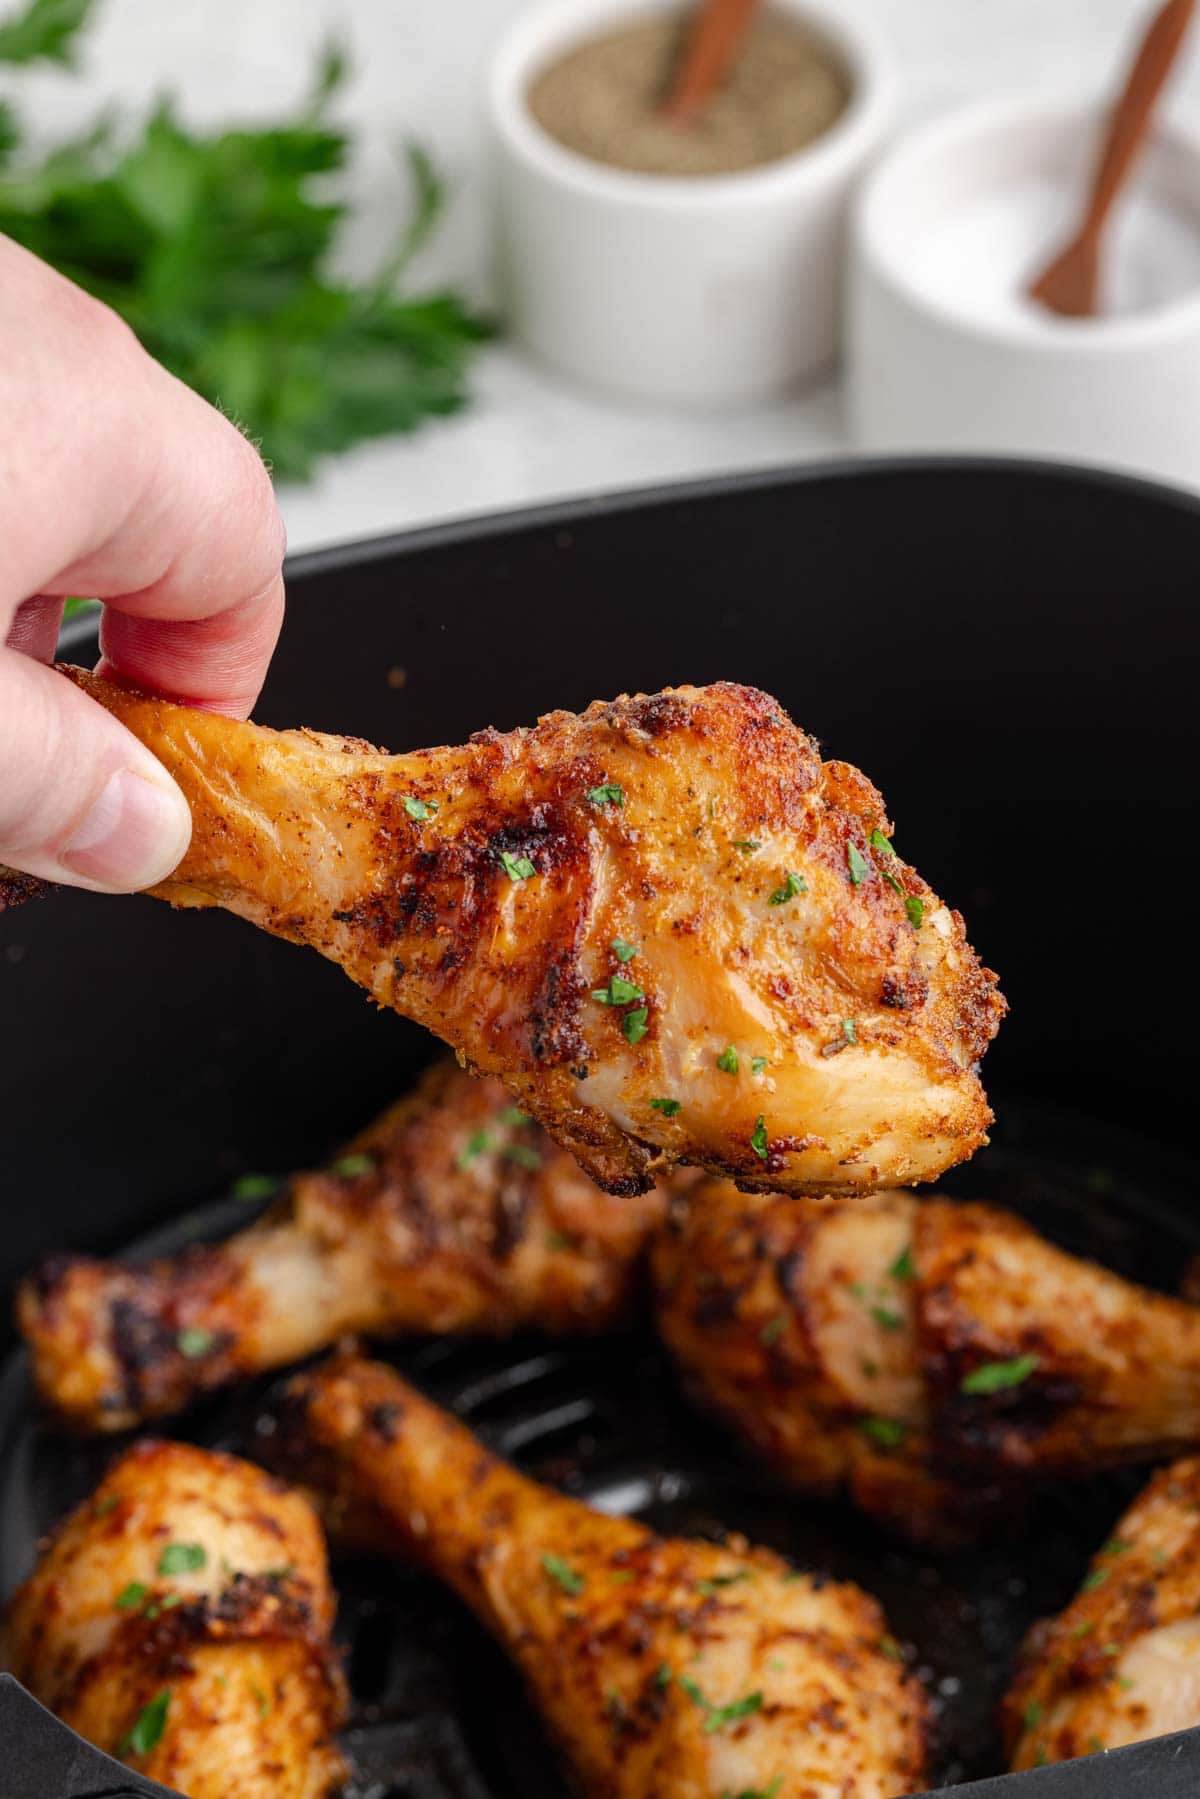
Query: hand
0,236,286,892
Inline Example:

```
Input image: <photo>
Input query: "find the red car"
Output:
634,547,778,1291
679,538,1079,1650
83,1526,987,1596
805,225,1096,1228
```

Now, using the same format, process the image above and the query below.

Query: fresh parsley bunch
0,0,490,479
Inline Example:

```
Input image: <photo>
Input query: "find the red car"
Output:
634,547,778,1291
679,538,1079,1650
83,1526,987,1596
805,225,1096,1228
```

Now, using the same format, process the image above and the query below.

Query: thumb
0,648,192,893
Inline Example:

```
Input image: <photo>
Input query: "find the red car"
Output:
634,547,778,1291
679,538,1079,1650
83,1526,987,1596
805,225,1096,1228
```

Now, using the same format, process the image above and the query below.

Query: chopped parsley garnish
456,1129,490,1168
587,783,625,808
500,1106,530,1125
1118,1676,1134,1692
252,1683,271,1719
1072,1620,1097,1638
231,1172,281,1203
542,1553,585,1595
609,1569,634,1584
703,1692,764,1733
960,1354,1039,1395
905,895,925,929
842,1018,857,1046
504,1142,542,1170
591,974,645,1006
402,795,438,820
760,1314,786,1347
859,1416,906,1449
768,871,807,905
95,1494,120,1517
751,1056,769,1074
750,1116,769,1161
119,1689,171,1758
330,1152,374,1179
696,1570,751,1595
1023,1701,1043,1730
733,840,761,855
116,1582,148,1610
499,850,537,881
1082,1569,1108,1592
882,869,904,896
650,1097,682,1116
869,829,894,855
177,1327,215,1360
720,1782,782,1799
545,1230,574,1251
870,1304,902,1333
889,1245,916,1282
878,1636,903,1661
1101,1538,1132,1558
655,1664,673,1687
610,937,638,962
1088,1738,1106,1756
158,1543,206,1576
716,1044,740,1075
847,843,870,886
622,1007,649,1046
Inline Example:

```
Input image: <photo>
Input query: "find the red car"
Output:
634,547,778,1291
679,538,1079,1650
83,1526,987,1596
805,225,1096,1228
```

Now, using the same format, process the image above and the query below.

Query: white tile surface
12,0,1200,547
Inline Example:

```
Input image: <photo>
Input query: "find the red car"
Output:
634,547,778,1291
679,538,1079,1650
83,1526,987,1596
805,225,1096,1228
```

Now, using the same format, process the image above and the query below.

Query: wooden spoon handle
1080,0,1195,243
661,0,760,126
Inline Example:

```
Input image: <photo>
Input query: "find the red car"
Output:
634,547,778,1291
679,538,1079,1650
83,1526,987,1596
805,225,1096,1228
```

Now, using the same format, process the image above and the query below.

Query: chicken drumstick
1,1441,346,1799
276,1354,930,1799
18,1060,666,1433
16,670,1003,1198
653,1181,1200,1544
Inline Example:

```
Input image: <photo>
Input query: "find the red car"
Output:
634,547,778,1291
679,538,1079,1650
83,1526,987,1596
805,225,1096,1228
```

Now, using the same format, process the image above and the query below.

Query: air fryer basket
3,460,1200,1797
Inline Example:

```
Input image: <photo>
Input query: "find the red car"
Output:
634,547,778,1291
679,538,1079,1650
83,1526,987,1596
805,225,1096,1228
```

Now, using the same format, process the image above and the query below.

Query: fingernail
61,769,192,891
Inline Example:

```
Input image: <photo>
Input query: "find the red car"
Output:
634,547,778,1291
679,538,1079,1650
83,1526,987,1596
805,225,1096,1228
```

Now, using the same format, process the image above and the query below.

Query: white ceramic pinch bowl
487,0,895,406
848,96,1200,490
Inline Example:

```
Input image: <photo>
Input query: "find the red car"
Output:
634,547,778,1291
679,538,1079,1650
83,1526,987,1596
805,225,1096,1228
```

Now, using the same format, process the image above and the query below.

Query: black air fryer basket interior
2,459,1199,1798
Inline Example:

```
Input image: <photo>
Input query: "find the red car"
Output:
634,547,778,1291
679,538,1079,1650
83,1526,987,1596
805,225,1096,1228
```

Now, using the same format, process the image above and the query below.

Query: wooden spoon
661,0,760,126
1029,0,1195,318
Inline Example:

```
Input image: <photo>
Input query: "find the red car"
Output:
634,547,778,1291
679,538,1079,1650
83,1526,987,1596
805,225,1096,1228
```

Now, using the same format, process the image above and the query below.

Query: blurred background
3,0,1198,552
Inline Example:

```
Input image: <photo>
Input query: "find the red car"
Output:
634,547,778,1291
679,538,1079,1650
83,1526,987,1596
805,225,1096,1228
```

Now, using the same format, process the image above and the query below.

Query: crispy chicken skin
18,1061,665,1434
277,1355,929,1799
1005,1458,1200,1768
1,1441,346,1799
652,1183,1200,1545
35,669,1003,1198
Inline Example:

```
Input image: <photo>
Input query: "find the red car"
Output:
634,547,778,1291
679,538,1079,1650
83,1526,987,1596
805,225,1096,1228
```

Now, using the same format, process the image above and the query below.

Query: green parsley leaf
1072,1619,1097,1637
859,1416,906,1449
960,1354,1039,1395
722,1780,783,1799
1082,1569,1108,1592
115,1581,148,1610
869,1304,902,1333
610,936,638,962
878,1636,903,1662
703,1691,763,1733
905,895,925,929
716,1044,739,1075
0,0,93,66
842,1018,857,1045
402,794,437,821
733,840,761,855
542,1553,585,1595
119,1689,171,1758
750,1115,769,1161
622,1006,649,1046
499,850,537,881
1024,1700,1043,1730
177,1327,215,1359
650,1097,682,1116
330,1152,374,1178
456,1128,490,1168
1117,1676,1134,1692
587,783,625,808
696,1570,751,1594
1100,1537,1132,1558
545,1230,574,1251
500,1106,530,1126
504,1142,541,1170
847,843,871,886
889,1245,916,1282
760,1314,786,1347
1087,1738,1106,1756
95,1494,120,1517
869,828,894,855
768,871,807,905
608,1569,634,1584
231,1173,281,1203
751,1056,769,1074
655,1663,673,1687
252,1683,271,1719
591,974,645,1006
882,869,904,896
157,1543,206,1576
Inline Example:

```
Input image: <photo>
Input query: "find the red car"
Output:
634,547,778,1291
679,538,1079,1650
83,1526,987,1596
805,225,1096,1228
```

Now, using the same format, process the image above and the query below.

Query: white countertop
15,0,1200,550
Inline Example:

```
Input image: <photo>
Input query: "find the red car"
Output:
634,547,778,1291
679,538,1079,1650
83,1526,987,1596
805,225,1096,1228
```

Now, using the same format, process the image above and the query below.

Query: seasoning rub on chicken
30,669,1003,1199
652,1181,1200,1545
1005,1457,1200,1769
1,1441,346,1799
18,1061,666,1433
276,1354,930,1799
